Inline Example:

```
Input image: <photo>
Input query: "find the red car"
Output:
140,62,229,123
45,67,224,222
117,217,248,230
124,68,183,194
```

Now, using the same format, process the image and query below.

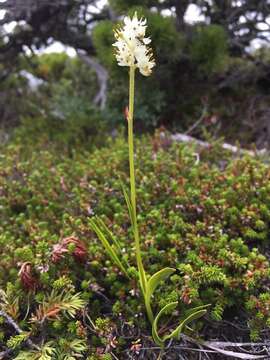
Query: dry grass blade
202,343,267,359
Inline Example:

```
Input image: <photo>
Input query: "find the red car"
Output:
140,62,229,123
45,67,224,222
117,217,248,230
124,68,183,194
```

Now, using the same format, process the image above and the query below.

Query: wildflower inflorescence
113,12,155,76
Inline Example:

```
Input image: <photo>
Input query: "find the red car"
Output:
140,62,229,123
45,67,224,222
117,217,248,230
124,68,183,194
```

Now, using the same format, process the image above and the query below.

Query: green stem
128,66,136,213
145,298,154,324
128,66,147,295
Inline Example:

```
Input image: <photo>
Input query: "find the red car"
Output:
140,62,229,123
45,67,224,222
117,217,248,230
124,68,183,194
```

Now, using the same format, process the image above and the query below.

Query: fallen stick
0,310,38,359
179,334,269,359
171,133,267,157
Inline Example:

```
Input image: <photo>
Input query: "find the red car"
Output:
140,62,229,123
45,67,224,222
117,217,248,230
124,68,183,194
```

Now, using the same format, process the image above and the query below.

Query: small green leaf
164,306,209,341
180,304,211,321
147,268,176,299
152,301,178,347
145,267,175,324
152,302,210,347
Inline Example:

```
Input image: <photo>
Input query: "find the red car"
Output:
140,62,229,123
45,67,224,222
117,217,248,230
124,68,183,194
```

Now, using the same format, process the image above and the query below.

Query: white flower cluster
113,12,155,76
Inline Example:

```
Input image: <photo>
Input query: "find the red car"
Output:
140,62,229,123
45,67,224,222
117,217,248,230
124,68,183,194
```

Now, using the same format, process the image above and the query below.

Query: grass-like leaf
94,217,130,269
121,183,135,228
95,217,122,254
89,217,130,278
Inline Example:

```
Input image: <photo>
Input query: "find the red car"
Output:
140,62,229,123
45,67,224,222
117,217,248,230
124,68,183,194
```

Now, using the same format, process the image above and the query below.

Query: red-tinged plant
19,262,38,291
52,236,87,263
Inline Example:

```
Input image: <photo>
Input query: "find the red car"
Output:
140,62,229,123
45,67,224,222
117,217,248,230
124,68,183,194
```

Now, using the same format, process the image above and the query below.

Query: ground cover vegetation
0,123,270,358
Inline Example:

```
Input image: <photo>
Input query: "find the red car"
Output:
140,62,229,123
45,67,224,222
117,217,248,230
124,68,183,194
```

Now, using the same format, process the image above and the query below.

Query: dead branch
171,133,267,157
0,310,38,353
77,50,108,110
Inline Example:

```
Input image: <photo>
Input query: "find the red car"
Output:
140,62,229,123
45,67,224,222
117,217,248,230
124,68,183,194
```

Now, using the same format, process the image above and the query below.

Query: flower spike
113,12,155,76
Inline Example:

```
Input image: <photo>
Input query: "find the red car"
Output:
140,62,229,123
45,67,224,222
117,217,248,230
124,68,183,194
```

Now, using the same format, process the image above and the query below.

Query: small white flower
123,13,147,39
113,12,155,76
138,58,155,76
143,37,151,45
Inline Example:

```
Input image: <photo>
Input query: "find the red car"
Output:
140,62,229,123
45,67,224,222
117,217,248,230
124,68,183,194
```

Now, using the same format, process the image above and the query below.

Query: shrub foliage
0,129,270,356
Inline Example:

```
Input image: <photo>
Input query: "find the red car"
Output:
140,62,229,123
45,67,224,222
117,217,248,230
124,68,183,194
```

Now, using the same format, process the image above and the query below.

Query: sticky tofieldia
89,12,209,348
113,12,155,76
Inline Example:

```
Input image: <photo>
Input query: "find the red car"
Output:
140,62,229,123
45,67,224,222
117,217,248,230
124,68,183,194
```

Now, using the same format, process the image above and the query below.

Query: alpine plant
113,12,155,76
89,12,209,348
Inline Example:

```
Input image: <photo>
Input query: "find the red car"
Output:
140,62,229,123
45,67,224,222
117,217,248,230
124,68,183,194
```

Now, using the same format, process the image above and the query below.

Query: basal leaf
147,268,176,300
152,302,209,347
145,267,175,324
164,307,209,341
152,301,178,347
89,218,130,278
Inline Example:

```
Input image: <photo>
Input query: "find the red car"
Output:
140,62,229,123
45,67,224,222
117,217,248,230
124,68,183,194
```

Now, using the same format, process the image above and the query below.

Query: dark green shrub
92,21,115,68
109,0,153,13
35,52,69,80
189,24,229,74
